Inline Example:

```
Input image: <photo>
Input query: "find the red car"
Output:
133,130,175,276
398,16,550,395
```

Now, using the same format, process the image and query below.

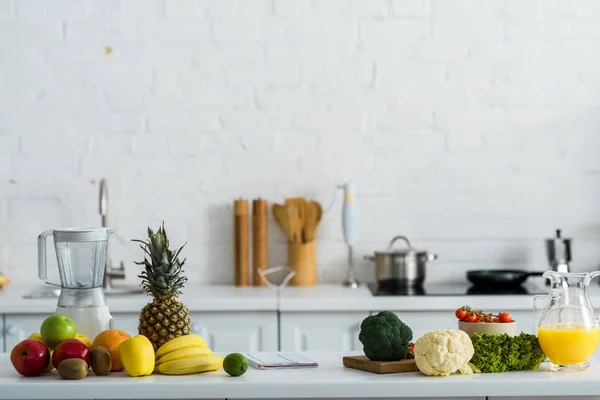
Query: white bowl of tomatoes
455,306,517,337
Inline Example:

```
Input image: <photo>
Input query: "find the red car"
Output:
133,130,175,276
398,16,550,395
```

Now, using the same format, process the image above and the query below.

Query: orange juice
538,323,600,365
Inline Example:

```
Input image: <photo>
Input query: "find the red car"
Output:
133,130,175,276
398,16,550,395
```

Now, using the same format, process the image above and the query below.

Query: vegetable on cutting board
455,306,514,323
413,329,475,377
358,311,413,361
469,332,546,373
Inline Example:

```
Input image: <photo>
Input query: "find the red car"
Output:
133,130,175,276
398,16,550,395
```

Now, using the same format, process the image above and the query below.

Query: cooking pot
364,235,437,288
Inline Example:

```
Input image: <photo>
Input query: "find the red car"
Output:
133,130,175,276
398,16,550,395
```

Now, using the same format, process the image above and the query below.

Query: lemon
223,353,248,377
118,335,155,377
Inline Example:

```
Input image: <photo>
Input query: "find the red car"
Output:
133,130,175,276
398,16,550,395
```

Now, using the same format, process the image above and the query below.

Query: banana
155,346,213,366
155,334,207,359
156,354,223,375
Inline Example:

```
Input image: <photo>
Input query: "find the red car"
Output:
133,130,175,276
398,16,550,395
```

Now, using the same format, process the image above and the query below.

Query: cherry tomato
465,313,479,323
492,317,500,323
455,308,468,321
498,312,512,323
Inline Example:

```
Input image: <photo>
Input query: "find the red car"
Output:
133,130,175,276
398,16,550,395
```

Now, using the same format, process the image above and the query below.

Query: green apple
40,314,76,348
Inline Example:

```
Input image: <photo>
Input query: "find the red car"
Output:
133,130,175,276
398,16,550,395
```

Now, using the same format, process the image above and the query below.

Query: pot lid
374,235,427,255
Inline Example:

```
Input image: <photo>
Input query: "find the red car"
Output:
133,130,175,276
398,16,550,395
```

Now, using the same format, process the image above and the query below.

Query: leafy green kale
358,311,413,361
470,332,546,373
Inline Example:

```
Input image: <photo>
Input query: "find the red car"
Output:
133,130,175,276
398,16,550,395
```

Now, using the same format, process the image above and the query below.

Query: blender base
56,305,113,340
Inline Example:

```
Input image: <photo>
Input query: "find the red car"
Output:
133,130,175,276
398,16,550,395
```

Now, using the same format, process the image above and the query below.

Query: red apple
52,338,90,368
10,339,50,377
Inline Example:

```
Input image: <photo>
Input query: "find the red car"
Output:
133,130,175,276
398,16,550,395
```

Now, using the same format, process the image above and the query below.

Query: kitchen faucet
99,179,126,291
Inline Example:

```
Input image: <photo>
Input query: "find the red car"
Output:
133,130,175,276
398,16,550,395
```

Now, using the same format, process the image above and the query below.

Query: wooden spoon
303,202,317,242
310,200,322,226
285,203,303,245
272,203,293,242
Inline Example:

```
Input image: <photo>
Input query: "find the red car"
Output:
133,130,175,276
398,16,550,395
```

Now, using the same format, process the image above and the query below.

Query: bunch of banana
155,334,223,375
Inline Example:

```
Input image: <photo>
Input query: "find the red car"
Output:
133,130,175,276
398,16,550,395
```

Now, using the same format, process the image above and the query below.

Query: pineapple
133,223,191,351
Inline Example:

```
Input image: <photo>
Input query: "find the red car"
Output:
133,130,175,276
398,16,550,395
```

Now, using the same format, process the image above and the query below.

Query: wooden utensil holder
288,240,316,286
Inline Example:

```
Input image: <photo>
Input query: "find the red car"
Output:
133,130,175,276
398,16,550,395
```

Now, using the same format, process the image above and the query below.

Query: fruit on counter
57,358,88,380
90,347,112,376
40,314,77,348
133,223,191,351
455,306,513,323
10,339,50,377
74,333,92,349
155,345,212,366
28,333,54,372
155,354,223,375
223,353,248,377
92,329,132,372
413,329,474,377
118,335,155,377
469,332,546,373
52,338,91,368
358,311,413,361
155,334,208,360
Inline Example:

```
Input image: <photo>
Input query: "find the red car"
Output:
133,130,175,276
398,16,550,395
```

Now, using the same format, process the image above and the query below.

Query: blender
37,228,114,339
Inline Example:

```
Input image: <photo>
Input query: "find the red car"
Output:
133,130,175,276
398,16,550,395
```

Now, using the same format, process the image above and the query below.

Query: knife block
288,240,316,286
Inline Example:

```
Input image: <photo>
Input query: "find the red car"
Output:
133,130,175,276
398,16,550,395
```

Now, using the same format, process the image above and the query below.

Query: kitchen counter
1,352,600,399
0,285,279,313
279,281,596,312
4,282,600,314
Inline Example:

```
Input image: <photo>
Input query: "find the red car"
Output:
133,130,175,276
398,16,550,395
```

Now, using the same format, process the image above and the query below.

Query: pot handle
388,235,412,250
425,253,438,262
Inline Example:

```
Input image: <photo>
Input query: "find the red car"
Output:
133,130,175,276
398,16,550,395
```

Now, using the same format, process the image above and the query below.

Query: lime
223,353,248,377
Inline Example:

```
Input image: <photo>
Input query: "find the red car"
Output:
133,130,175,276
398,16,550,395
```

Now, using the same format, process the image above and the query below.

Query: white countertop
1,352,600,399
4,282,600,314
0,285,279,313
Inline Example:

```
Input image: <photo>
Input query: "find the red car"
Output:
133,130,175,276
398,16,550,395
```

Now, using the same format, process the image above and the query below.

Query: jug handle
586,270,600,286
37,230,59,285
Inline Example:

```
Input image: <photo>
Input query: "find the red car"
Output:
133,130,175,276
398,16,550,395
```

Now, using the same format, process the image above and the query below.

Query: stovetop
368,282,547,296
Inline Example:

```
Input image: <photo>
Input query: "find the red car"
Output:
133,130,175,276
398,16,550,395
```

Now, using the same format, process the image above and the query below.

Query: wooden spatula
310,200,322,226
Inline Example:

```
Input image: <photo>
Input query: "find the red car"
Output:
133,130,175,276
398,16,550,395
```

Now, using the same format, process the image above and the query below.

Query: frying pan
467,269,545,287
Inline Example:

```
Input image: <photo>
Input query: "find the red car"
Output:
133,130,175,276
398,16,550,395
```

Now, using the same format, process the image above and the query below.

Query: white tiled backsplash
2,0,600,287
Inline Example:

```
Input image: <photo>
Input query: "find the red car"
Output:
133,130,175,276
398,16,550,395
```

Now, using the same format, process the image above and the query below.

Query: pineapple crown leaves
132,222,188,300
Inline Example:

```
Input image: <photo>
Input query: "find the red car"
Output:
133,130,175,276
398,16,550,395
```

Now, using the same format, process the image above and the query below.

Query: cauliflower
413,329,474,376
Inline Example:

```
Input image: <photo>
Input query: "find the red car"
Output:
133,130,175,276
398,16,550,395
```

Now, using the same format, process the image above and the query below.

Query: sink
23,286,144,299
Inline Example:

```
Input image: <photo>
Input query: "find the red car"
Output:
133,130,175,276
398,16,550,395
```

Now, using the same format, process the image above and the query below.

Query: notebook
245,352,319,370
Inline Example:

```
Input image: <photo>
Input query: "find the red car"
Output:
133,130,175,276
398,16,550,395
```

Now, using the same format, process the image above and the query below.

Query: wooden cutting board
342,355,418,374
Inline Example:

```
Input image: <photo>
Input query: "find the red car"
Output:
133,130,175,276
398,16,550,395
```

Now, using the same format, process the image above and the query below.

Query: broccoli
358,311,413,361
470,332,546,373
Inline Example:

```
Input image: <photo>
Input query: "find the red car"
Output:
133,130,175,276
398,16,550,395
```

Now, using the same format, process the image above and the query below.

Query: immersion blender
341,182,359,289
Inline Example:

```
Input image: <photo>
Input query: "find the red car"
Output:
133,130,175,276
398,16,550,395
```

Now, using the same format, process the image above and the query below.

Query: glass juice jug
37,228,114,339
537,271,600,372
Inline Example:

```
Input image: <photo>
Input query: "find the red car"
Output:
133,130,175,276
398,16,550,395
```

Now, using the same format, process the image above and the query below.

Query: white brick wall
2,0,600,288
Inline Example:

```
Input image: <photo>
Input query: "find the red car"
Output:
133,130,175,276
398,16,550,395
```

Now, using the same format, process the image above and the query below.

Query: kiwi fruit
90,347,112,376
57,358,88,380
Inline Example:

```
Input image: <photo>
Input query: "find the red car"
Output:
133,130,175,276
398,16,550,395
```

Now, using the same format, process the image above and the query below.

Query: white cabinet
3,312,278,353
110,313,140,337
190,311,278,352
0,316,4,353
109,311,278,352
4,314,50,352
280,312,368,352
